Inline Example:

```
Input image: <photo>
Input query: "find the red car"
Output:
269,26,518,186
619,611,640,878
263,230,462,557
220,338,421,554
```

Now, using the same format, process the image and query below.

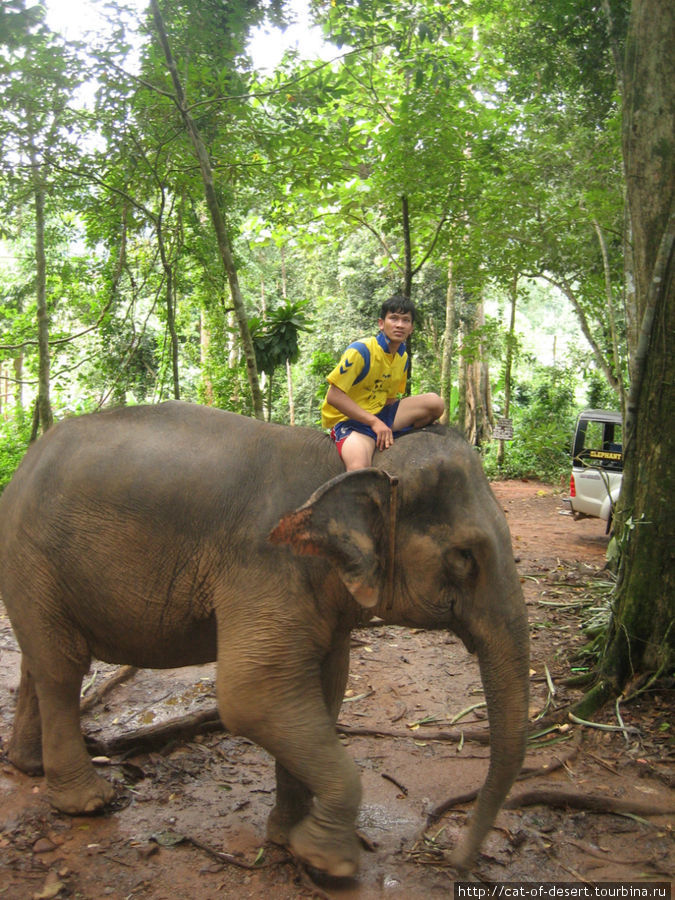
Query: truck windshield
573,415,623,471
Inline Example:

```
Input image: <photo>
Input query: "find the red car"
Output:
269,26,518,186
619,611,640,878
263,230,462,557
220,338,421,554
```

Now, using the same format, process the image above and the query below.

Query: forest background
0,0,631,481
0,0,673,705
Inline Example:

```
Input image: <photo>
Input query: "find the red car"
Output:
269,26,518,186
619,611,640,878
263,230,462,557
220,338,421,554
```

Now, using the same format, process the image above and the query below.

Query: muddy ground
0,480,673,899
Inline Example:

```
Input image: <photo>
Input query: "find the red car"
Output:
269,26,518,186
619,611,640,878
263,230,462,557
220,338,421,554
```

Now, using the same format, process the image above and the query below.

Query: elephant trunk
451,612,530,870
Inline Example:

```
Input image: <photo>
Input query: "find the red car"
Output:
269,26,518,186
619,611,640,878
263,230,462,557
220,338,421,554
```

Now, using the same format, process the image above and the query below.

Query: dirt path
1,481,673,899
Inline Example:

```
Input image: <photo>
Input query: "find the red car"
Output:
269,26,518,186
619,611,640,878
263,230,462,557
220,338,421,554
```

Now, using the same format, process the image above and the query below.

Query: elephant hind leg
8,657,44,775
35,665,116,814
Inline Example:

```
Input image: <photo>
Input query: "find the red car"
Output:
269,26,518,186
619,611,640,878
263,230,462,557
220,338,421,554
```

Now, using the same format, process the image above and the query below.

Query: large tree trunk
584,0,675,707
149,0,264,419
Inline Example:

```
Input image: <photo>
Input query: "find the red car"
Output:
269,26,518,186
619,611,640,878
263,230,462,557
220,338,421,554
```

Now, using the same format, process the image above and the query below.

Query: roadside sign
493,417,514,441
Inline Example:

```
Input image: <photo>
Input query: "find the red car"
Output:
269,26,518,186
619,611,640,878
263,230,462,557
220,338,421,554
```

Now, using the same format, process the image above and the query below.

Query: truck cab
567,409,623,529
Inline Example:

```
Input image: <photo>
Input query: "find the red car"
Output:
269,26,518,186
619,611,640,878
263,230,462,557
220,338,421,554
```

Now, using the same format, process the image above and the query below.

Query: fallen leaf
32,871,65,899
150,830,186,848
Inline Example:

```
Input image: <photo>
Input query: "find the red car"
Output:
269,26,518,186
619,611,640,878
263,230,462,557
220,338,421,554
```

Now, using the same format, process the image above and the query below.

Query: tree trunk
461,296,492,446
401,194,413,299
596,249,674,693
280,246,295,425
158,235,180,400
149,0,264,419
593,218,626,416
200,310,214,405
0,363,7,415
286,359,295,426
167,264,180,400
439,257,456,425
30,149,53,439
13,356,22,411
584,0,675,707
548,274,623,398
497,274,518,470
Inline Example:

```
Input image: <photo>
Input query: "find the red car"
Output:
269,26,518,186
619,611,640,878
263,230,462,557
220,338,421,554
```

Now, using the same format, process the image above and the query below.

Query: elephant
0,401,529,877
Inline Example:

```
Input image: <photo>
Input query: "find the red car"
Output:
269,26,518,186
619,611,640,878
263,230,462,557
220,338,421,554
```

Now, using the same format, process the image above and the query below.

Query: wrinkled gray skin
0,402,529,877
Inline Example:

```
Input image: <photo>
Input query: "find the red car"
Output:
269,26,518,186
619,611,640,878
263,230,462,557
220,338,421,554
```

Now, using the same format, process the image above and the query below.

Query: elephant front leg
266,762,313,846
8,657,44,775
286,744,362,878
218,645,361,876
266,632,352,851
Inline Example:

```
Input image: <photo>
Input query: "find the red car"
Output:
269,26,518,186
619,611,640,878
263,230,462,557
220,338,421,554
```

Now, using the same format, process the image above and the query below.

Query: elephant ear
269,468,395,608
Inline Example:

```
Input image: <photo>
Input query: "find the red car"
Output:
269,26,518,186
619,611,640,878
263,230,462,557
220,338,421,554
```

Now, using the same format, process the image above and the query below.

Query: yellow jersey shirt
321,332,409,430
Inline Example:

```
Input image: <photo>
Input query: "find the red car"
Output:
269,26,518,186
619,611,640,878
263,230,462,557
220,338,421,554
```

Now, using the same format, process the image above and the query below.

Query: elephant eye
445,547,476,581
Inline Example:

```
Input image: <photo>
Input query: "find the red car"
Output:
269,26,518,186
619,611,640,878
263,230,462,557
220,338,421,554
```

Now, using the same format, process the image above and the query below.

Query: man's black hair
380,293,416,323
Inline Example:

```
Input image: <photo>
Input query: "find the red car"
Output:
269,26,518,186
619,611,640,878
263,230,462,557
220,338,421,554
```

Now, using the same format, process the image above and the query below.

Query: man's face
379,310,414,345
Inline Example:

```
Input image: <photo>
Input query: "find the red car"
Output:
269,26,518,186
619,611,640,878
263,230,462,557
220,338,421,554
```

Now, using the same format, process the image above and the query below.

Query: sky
44,0,330,72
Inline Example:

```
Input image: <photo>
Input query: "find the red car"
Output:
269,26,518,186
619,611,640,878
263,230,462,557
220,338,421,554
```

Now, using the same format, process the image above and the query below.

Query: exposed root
503,788,675,817
564,838,666,869
427,738,581,825
80,665,138,713
84,705,493,757
336,723,491,744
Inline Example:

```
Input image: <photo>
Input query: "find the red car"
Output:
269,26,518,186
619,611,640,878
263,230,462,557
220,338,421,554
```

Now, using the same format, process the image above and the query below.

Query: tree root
84,705,495,756
337,722,491,744
81,665,138,713
563,838,664,869
427,786,673,834
427,732,675,825
503,788,675,817
427,738,581,824
83,704,584,761
571,678,618,720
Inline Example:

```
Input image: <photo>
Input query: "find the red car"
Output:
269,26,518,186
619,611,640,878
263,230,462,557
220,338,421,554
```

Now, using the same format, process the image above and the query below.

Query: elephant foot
266,802,312,847
289,817,360,878
448,849,471,871
47,770,116,815
8,737,44,776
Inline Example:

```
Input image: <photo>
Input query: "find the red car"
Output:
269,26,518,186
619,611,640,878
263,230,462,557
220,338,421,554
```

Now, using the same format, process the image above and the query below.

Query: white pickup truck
567,409,623,530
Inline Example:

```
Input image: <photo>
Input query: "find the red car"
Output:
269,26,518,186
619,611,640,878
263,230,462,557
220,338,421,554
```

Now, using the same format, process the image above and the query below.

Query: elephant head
270,428,530,870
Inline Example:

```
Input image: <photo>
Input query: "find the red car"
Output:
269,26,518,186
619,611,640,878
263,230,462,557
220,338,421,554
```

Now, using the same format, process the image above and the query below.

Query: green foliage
585,370,620,411
0,0,631,485
0,413,30,494
249,299,312,376
483,366,578,482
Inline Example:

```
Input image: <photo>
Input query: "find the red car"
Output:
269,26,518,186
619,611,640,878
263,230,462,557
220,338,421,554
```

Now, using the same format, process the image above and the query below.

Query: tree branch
541,273,622,395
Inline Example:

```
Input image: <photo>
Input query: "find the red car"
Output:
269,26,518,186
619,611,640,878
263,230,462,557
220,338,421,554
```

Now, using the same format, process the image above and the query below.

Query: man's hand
326,384,393,451
372,417,394,451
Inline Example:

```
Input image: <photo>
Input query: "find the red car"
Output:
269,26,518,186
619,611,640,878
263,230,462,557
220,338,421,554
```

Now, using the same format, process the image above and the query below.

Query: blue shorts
329,401,412,458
